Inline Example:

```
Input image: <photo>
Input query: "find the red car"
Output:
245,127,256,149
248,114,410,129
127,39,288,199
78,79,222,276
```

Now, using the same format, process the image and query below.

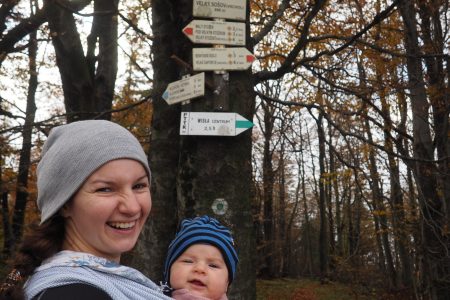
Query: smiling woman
0,120,172,300
61,159,151,263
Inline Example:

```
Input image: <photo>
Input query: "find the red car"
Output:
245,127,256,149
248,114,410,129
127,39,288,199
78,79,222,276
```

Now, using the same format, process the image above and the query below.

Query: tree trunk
284,147,302,277
380,85,413,288
333,148,344,257
11,24,37,252
301,173,313,276
316,111,329,278
374,39,413,287
299,128,314,276
90,0,118,119
351,182,362,266
130,0,185,283
278,139,286,277
45,0,116,121
0,149,12,259
399,1,449,298
140,1,256,298
417,2,450,228
177,87,255,299
327,126,335,261
261,100,275,278
365,117,397,288
392,62,421,292
177,72,255,300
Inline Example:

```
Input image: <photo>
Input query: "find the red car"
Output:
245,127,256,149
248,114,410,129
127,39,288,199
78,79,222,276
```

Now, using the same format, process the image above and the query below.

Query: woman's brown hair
0,215,65,300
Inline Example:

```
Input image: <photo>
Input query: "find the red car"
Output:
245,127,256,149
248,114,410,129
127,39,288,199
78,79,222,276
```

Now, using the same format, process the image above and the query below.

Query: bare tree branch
118,12,153,39
254,0,327,82
0,0,20,34
251,0,291,45
254,0,400,83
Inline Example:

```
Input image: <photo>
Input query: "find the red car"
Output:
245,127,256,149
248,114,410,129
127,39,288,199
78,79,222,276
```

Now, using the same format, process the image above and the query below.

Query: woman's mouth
107,221,136,229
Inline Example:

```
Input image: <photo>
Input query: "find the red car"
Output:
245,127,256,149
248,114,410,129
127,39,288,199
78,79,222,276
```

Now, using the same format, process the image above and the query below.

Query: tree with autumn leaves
0,0,449,299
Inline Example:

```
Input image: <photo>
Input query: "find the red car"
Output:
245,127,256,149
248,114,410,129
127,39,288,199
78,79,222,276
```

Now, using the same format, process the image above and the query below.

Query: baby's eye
209,263,220,269
181,259,193,263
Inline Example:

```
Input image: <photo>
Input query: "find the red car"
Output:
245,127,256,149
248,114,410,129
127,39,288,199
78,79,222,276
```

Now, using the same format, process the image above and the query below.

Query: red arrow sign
182,20,245,46
183,27,193,36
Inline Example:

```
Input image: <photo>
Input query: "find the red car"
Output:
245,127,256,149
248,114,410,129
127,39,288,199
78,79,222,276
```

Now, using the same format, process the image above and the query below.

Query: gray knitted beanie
37,120,151,224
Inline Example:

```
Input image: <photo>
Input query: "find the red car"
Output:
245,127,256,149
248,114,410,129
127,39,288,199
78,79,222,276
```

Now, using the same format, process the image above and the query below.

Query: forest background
0,0,449,299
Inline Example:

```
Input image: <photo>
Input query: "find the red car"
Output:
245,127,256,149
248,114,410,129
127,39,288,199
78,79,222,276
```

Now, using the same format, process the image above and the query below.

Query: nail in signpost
193,47,255,71
183,20,245,46
193,0,246,21
162,73,205,105
180,112,253,136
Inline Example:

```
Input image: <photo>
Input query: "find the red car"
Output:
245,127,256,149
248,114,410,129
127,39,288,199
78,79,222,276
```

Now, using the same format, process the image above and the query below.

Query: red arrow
183,27,193,35
246,55,255,63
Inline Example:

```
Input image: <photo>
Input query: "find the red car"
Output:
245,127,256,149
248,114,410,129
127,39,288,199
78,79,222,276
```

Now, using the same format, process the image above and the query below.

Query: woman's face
61,159,151,262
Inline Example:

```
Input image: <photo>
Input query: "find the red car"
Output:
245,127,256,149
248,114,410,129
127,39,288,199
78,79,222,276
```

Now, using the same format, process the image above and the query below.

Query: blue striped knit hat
163,216,238,285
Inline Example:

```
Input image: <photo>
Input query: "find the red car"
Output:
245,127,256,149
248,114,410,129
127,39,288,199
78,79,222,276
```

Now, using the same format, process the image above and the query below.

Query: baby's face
170,244,229,300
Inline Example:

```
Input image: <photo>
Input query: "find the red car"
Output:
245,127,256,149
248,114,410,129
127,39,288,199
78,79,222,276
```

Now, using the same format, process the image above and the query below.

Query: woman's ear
60,203,71,218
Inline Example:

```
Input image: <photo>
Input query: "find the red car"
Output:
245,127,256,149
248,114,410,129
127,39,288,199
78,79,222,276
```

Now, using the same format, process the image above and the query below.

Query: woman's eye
133,183,148,190
96,187,112,193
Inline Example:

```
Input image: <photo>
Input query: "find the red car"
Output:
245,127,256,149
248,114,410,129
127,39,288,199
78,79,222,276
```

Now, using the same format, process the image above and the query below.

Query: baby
163,216,238,300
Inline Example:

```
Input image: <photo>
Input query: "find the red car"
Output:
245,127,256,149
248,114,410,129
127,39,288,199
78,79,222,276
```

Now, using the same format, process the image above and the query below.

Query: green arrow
235,120,253,129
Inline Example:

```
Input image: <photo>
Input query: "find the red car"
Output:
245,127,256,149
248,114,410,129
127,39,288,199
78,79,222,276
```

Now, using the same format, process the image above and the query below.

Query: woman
0,120,172,300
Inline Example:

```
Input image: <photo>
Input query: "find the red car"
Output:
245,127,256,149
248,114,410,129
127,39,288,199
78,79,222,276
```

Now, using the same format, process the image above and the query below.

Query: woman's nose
118,189,141,214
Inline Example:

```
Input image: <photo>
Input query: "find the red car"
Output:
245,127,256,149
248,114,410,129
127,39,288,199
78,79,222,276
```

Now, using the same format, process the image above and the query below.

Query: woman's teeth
108,221,135,229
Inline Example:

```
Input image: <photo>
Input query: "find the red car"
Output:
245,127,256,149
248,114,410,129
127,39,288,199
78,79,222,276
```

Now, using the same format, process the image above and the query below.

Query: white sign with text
183,20,245,46
162,73,205,105
192,47,255,71
193,0,247,21
180,112,253,136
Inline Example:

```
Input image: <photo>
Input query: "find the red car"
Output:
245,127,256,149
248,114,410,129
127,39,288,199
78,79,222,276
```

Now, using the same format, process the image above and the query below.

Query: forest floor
256,278,411,300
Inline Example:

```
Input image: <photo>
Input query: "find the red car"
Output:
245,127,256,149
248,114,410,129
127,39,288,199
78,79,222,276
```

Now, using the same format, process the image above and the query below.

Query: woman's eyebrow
89,174,148,184
136,174,149,181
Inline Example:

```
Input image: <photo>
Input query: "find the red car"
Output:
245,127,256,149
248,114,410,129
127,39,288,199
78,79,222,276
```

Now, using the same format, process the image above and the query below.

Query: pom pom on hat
163,216,238,285
37,120,150,224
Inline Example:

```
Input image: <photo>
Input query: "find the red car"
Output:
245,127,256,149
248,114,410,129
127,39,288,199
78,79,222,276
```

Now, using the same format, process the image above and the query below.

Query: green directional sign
236,120,253,129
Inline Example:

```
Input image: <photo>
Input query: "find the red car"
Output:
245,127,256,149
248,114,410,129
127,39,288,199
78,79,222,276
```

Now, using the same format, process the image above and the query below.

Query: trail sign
193,0,246,21
162,73,205,105
180,112,253,136
183,20,245,46
192,47,255,71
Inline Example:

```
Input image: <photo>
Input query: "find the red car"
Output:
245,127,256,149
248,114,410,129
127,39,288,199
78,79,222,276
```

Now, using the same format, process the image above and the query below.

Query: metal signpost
162,72,205,105
193,0,247,21
180,112,253,136
192,47,255,71
183,20,245,46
